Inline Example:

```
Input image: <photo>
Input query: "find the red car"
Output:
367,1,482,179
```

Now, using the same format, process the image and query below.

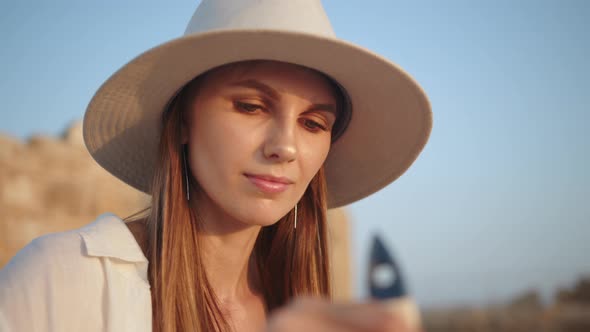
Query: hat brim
83,29,432,208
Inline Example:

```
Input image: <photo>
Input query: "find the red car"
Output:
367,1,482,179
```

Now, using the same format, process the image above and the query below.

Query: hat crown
185,0,335,37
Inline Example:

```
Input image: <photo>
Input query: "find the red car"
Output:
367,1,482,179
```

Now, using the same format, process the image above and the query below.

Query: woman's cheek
302,138,330,172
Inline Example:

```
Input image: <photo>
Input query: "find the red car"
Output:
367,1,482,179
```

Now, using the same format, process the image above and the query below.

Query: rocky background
0,123,147,268
424,278,590,332
1,123,589,330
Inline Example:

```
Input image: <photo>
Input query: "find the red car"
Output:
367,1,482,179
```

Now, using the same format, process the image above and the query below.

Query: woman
0,1,432,331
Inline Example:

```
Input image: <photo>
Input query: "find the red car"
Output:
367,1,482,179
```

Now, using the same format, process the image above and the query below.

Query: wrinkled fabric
0,213,152,332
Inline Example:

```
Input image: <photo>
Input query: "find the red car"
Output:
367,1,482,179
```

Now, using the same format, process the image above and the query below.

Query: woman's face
183,61,337,228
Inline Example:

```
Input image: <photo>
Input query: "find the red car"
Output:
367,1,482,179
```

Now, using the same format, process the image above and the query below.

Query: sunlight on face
182,61,338,230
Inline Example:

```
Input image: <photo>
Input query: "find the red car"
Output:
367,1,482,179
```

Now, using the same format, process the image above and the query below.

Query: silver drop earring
293,203,298,229
183,146,190,201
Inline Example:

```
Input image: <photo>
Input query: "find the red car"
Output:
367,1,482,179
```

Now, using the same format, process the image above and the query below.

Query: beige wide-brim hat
83,0,432,209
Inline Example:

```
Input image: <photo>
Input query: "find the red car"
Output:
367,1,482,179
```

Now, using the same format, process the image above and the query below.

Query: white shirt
0,213,152,332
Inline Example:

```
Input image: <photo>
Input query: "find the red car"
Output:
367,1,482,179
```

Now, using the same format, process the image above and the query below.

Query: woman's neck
199,225,262,302
193,191,264,303
196,198,268,330
125,212,267,330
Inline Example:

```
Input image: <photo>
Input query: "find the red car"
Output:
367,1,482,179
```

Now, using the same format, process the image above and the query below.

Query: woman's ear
178,75,204,145
180,103,191,144
181,118,189,144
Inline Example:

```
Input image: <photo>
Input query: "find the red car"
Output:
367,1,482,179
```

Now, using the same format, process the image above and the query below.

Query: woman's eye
302,119,327,132
235,101,263,113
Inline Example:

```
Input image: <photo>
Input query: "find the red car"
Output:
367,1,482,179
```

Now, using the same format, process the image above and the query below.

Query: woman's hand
265,297,421,332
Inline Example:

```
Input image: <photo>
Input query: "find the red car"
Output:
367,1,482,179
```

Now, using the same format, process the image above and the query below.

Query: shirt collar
79,213,148,263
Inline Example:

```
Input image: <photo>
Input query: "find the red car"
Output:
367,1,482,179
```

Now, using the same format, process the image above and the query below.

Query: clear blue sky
1,0,589,307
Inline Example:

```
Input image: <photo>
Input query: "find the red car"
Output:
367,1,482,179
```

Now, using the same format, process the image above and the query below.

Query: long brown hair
134,61,347,332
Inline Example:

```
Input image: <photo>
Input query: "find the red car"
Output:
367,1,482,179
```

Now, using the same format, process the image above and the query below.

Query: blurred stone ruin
0,122,148,267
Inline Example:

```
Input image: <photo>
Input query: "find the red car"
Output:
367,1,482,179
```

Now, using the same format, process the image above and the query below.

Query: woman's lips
244,174,293,194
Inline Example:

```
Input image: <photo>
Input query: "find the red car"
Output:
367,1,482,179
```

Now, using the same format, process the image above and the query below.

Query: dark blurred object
368,234,407,299
368,234,422,330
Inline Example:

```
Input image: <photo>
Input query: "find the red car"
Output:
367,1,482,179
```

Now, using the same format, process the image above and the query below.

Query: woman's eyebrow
229,79,280,101
229,79,337,115
307,103,336,116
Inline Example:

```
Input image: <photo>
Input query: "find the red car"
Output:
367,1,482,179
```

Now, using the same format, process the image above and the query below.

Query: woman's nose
263,121,297,163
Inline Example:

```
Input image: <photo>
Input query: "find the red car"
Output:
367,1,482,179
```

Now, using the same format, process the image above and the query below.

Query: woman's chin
233,196,293,224
240,213,287,228
235,206,291,228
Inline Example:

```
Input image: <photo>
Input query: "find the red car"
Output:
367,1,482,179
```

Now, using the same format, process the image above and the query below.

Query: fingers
266,297,414,332
266,306,355,332
303,298,406,331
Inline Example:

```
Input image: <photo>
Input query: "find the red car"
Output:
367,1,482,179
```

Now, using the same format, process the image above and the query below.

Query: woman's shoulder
0,213,152,331
1,213,148,283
